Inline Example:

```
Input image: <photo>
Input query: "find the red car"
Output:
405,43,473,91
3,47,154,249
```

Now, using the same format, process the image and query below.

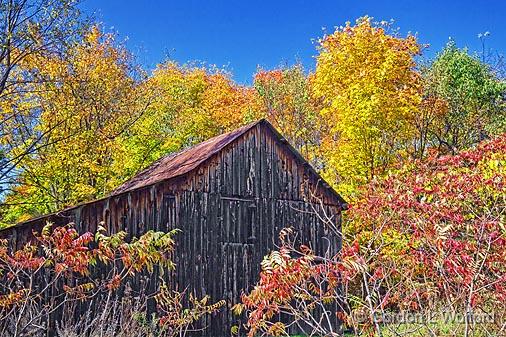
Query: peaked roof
113,119,346,206
112,120,260,194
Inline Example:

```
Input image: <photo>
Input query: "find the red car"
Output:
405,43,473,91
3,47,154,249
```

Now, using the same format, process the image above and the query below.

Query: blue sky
81,0,506,84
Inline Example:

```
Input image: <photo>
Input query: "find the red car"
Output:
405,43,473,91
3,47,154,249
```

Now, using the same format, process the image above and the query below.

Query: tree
118,62,258,178
312,17,422,194
0,0,84,187
253,65,327,169
0,26,152,225
422,41,506,153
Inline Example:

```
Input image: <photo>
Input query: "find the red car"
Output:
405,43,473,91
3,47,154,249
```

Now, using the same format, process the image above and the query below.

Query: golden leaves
1,26,149,223
312,16,422,194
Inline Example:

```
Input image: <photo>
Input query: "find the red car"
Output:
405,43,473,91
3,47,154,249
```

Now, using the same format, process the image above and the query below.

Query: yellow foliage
312,17,422,194
117,62,259,178
1,26,150,223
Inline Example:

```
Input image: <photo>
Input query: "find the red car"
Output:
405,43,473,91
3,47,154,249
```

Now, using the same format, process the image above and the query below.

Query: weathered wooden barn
1,119,347,336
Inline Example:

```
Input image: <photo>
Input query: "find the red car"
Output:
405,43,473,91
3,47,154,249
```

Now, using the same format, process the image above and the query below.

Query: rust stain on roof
0,119,347,234
112,120,261,194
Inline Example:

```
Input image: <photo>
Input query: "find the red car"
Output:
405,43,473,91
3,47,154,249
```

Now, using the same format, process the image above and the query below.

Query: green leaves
423,41,506,151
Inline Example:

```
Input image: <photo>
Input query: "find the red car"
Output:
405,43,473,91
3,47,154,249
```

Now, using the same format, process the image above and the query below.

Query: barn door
219,197,257,330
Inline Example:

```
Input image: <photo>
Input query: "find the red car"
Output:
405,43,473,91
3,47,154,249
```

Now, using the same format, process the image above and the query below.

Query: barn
1,119,347,336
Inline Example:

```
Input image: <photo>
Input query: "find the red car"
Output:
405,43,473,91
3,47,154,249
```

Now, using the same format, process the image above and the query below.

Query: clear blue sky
81,0,506,84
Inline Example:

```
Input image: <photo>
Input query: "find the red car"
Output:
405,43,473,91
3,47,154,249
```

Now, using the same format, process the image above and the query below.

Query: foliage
0,0,84,187
421,41,506,153
55,286,225,337
156,281,226,337
239,133,506,337
348,131,506,316
0,26,152,224
3,14,505,225
1,9,506,337
253,65,326,168
0,222,223,337
312,17,422,194
118,62,258,178
0,39,259,225
235,227,362,337
0,222,178,336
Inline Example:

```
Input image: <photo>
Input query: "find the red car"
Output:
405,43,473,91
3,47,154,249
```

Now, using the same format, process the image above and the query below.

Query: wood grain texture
1,121,345,336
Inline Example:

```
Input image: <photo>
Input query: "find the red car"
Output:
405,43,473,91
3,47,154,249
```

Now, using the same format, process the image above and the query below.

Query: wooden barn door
219,196,257,333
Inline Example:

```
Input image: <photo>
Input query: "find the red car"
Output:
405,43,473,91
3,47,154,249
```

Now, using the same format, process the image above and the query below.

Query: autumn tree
349,133,506,336
118,62,258,177
0,26,152,225
253,65,327,168
421,41,506,153
312,17,422,194
0,0,84,186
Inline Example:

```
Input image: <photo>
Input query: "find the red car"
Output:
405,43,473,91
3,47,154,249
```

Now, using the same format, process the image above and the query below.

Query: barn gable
0,119,345,336
111,119,346,206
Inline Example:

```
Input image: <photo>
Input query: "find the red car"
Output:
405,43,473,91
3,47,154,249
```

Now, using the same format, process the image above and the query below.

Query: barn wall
1,123,343,336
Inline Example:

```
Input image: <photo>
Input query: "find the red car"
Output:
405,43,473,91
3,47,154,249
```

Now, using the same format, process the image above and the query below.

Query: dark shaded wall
2,123,343,336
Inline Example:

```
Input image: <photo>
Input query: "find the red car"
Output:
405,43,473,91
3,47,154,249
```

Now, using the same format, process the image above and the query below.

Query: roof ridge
111,119,263,195
0,118,346,232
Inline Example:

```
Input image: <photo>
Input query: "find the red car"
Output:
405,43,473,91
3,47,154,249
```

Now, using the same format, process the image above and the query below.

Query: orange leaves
117,61,258,187
0,25,152,225
266,322,287,336
201,72,257,132
35,224,95,276
148,62,253,143
106,274,121,291
7,246,45,271
254,69,283,85
0,222,178,312
0,289,28,309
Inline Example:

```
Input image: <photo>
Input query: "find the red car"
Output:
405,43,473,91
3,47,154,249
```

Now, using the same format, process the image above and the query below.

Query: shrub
238,133,506,337
0,223,223,337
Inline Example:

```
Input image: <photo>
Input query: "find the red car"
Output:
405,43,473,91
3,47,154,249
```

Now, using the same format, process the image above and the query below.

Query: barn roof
112,119,346,206
1,119,347,233
112,121,258,194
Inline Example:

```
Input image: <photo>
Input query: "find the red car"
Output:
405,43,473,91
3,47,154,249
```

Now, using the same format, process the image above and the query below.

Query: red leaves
8,247,45,271
0,223,177,311
240,230,363,336
35,225,96,276
348,132,506,309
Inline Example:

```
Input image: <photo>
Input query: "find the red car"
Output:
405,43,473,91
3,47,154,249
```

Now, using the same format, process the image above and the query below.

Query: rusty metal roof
112,118,347,206
0,119,347,234
112,120,261,194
